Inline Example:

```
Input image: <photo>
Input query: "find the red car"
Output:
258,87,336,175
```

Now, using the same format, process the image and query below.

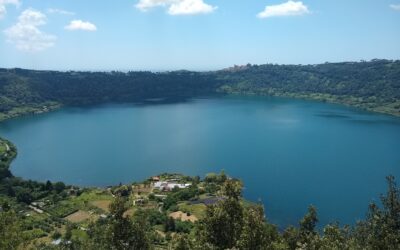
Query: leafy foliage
0,210,24,249
199,179,244,249
1,175,400,249
1,59,400,120
85,196,151,250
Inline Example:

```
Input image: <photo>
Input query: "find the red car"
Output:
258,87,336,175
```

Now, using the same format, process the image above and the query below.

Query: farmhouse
153,181,191,191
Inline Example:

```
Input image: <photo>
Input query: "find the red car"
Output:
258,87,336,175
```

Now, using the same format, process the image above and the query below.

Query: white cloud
0,6,6,18
257,1,310,19
47,8,75,15
136,0,172,12
65,20,97,31
390,4,400,11
135,0,216,15
4,9,56,52
168,0,216,15
0,0,20,19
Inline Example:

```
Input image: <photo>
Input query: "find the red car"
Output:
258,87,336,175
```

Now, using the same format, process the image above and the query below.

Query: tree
0,167,11,179
300,205,318,236
298,205,319,248
16,189,33,204
134,209,166,226
355,175,400,249
45,180,53,191
238,204,279,250
1,201,10,211
54,181,66,193
171,234,194,250
109,196,150,249
0,210,24,249
222,179,242,200
381,175,400,232
320,223,353,250
217,170,227,184
86,196,151,249
165,216,176,232
175,220,193,233
127,216,151,250
200,179,244,249
64,223,73,241
204,173,218,183
283,206,320,250
193,176,200,185
283,226,300,250
108,197,133,249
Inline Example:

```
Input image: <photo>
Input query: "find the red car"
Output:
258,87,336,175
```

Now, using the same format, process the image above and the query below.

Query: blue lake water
0,96,399,227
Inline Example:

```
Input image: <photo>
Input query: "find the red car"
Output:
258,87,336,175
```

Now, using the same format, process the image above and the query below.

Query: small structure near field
28,205,44,214
154,181,191,191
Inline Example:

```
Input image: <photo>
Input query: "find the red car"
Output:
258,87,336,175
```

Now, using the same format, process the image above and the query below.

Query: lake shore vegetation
1,59,399,122
0,137,399,249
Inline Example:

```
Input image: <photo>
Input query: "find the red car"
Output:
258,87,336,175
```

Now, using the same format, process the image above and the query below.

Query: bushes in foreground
1,175,399,249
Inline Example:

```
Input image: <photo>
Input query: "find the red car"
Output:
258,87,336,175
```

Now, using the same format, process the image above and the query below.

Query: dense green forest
216,60,400,116
1,59,400,121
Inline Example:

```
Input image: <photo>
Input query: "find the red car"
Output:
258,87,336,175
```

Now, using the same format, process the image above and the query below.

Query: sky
0,0,399,71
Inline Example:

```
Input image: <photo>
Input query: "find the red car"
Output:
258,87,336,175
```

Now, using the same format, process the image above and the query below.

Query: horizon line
1,58,398,73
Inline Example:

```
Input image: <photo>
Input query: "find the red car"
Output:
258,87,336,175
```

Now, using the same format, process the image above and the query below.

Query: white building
153,181,191,191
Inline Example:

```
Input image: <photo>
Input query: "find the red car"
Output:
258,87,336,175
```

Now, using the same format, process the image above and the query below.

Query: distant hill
1,59,399,120
216,60,400,116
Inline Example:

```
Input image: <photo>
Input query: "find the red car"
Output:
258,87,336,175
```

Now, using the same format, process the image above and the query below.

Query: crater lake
1,96,399,227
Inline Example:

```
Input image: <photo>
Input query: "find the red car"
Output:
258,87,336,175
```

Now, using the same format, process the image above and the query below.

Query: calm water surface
1,96,399,227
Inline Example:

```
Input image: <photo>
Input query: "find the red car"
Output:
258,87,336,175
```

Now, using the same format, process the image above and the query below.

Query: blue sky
0,0,399,71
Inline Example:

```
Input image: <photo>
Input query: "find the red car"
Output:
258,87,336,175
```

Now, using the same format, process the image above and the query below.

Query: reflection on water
316,112,351,119
0,96,399,227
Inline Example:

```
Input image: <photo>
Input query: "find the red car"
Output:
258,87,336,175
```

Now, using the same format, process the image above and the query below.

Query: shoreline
0,94,398,125
217,90,400,117
0,103,62,123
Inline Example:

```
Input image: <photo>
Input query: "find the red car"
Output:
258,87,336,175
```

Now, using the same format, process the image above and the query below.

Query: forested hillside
216,59,400,116
0,69,219,120
1,59,399,121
